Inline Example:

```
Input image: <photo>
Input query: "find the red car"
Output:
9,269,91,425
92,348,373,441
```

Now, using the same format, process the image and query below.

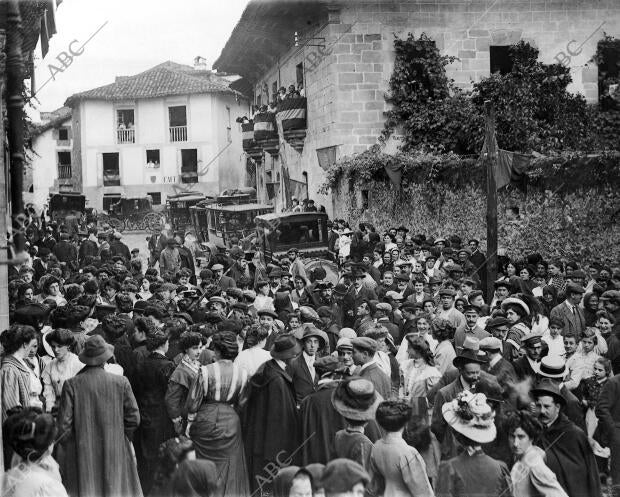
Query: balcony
117,128,135,144
58,164,72,180
103,172,121,187
276,97,307,152
170,126,188,142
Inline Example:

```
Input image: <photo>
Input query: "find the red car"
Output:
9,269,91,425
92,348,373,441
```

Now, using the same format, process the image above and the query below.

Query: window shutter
67,127,73,140
52,128,59,140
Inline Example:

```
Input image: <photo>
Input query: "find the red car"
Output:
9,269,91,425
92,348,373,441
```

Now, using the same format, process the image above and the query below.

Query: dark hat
133,300,149,314
565,282,585,295
256,279,270,289
447,264,464,272
229,246,244,260
286,247,299,254
302,325,328,348
270,334,301,360
333,284,348,296
394,274,410,282
257,309,278,319
463,305,481,314
438,288,456,297
457,248,472,256
321,459,370,494
268,268,283,278
351,336,377,354
428,276,442,285
231,302,249,312
314,356,346,377
397,226,409,232
317,306,333,318
493,278,511,289
400,302,417,313
485,316,511,330
570,269,587,279
331,378,383,421
78,335,114,366
601,290,620,305
531,378,566,405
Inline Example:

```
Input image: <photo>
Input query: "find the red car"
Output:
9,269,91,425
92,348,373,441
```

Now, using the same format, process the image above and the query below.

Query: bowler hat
79,335,114,366
270,334,301,360
331,378,383,421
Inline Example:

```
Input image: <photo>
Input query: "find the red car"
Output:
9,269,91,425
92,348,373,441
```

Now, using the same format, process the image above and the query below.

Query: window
490,46,514,75
146,149,160,168
116,109,135,143
57,151,71,179
169,106,187,141
148,192,162,205
102,152,120,186
103,193,121,211
296,63,304,87
180,149,198,183
58,127,69,141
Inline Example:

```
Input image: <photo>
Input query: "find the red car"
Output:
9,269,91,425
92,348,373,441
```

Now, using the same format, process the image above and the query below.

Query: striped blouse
186,360,248,414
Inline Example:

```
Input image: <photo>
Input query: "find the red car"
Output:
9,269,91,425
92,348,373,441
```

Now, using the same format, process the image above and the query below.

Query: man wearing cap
159,238,181,276
291,274,317,308
335,337,358,376
533,379,601,497
374,302,399,345
480,337,516,390
601,290,620,334
436,288,466,330
351,337,391,399
211,263,236,291
299,356,348,465
243,335,301,493
57,335,142,497
322,458,370,497
289,326,328,404
343,269,377,329
453,305,490,354
550,282,586,337
109,232,131,261
513,331,543,381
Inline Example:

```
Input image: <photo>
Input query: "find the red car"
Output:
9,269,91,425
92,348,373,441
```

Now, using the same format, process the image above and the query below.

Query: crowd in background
2,210,620,497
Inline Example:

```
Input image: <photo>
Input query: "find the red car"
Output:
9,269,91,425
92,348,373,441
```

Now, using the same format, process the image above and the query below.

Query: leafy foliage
382,34,620,155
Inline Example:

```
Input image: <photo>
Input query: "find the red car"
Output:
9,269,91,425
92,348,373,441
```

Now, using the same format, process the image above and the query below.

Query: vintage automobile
190,201,274,249
48,192,87,226
253,211,338,284
166,191,207,232
99,195,165,232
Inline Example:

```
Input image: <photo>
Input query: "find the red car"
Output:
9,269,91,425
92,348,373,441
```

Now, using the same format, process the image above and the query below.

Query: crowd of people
2,213,620,497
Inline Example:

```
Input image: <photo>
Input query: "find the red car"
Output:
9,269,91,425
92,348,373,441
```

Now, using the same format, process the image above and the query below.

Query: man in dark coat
351,337,390,399
289,326,327,404
596,372,620,496
109,232,131,261
550,282,587,338
299,356,347,465
533,379,601,497
78,228,99,266
512,332,542,381
53,232,78,269
243,335,301,494
343,269,377,328
480,336,516,390
147,228,167,267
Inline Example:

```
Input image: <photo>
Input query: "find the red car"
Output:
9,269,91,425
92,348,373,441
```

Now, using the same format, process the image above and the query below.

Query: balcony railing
170,126,187,142
58,164,72,179
117,128,135,144
103,173,121,186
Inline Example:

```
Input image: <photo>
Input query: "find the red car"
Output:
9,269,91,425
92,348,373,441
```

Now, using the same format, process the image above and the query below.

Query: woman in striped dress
186,331,250,497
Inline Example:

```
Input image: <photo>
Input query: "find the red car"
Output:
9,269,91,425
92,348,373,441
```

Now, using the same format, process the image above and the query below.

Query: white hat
442,391,496,444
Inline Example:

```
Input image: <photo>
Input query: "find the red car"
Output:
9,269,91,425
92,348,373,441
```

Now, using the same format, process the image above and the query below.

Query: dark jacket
343,286,377,328
512,355,538,382
288,354,319,404
109,240,131,261
487,357,517,389
357,362,391,400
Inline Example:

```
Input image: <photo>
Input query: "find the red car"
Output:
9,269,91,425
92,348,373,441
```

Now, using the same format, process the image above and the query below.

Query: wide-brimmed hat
79,335,114,366
442,391,496,444
531,378,566,405
270,334,301,360
501,297,530,316
331,378,383,421
538,355,566,379
453,336,488,368
301,325,328,348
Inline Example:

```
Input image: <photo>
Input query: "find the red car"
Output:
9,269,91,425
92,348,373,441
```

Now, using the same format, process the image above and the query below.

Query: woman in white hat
502,297,531,359
435,391,511,497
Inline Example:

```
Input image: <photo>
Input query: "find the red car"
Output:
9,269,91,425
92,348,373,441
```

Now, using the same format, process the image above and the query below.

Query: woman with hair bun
399,335,441,408
186,330,250,497
2,407,68,497
0,324,42,421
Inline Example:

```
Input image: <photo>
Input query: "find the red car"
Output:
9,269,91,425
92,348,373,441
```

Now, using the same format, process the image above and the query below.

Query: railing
58,164,72,179
103,173,121,186
117,128,135,144
169,126,187,142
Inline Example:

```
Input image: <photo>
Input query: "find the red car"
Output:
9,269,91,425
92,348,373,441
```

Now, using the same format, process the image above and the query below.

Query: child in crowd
541,317,565,357
565,328,601,391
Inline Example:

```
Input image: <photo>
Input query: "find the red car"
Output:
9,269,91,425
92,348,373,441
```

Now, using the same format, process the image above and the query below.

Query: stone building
213,0,620,215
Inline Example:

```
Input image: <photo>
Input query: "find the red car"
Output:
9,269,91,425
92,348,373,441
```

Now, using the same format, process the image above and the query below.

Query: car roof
255,211,328,222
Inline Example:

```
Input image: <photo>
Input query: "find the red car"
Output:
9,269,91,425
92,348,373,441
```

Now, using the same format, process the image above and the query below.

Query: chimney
193,55,208,71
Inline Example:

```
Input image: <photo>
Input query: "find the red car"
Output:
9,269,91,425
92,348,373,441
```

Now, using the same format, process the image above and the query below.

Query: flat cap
351,337,377,354
438,288,457,297
565,282,586,294
321,459,370,494
211,264,224,271
479,336,502,351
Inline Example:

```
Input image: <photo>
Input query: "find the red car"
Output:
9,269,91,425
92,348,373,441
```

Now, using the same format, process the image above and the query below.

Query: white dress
3,454,69,497
399,359,441,400
234,346,272,377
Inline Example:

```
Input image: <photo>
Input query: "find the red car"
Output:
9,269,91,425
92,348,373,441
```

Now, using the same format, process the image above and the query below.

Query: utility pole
484,101,498,303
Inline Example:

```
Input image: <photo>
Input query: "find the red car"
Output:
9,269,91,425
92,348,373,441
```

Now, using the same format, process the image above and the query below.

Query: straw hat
442,390,496,444
331,378,383,421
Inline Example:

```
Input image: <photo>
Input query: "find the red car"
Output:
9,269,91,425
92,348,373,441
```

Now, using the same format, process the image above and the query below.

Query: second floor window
58,127,69,141
146,149,160,168
169,106,187,142
117,109,135,143
103,152,120,186
57,151,71,179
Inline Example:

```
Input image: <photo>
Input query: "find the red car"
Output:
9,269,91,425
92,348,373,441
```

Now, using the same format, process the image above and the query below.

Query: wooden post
6,0,26,253
484,101,498,303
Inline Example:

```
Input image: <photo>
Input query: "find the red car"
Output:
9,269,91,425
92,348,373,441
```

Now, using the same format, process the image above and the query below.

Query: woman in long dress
506,410,568,497
186,331,250,497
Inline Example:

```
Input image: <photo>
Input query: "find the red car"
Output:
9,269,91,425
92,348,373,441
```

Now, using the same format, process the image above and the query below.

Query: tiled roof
31,106,72,137
65,61,243,107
